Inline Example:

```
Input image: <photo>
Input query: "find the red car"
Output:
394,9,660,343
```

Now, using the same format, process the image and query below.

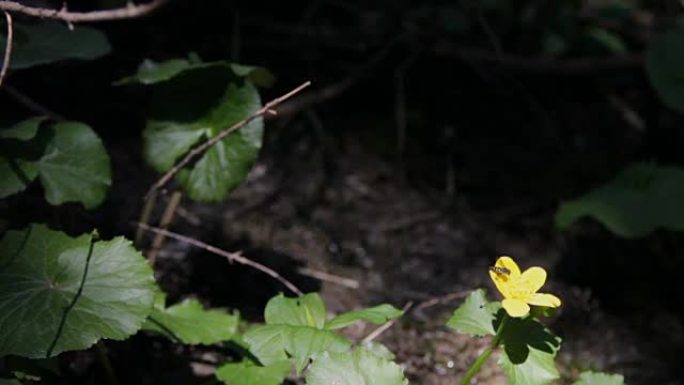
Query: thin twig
145,81,311,200
361,302,412,344
135,223,304,296
414,290,470,311
147,190,182,266
2,85,65,120
297,267,359,289
0,0,167,23
0,11,12,87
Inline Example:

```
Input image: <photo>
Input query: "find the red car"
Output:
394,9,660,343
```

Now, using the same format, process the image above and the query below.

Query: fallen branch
0,11,12,87
145,81,311,200
135,222,304,296
0,0,167,23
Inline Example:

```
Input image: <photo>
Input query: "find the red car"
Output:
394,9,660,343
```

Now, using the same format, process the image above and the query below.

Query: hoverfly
489,266,511,275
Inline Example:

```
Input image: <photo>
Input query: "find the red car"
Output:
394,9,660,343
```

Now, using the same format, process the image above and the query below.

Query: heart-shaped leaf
0,224,156,358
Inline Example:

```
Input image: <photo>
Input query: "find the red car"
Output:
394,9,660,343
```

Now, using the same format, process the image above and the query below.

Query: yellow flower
489,256,561,317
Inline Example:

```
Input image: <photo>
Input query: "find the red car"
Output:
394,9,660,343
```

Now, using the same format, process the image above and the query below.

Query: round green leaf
1,21,110,70
143,298,239,345
556,163,684,237
306,347,408,385
216,360,290,385
0,224,156,358
37,122,112,209
446,289,500,337
647,28,684,114
573,371,625,385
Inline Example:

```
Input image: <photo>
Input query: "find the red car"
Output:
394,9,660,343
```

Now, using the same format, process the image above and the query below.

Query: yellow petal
495,256,521,278
520,266,547,293
489,256,521,298
527,293,561,308
502,298,530,317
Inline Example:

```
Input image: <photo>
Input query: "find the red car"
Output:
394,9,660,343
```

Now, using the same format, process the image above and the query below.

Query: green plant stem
459,314,508,385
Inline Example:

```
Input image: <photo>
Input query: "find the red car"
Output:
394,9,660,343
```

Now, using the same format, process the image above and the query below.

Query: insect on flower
489,256,561,318
488,266,511,276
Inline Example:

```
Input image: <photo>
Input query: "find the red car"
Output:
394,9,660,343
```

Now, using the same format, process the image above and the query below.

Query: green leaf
143,298,238,345
325,304,403,330
305,347,408,385
215,360,290,385
1,21,110,69
446,289,500,337
0,157,38,199
37,122,112,209
139,62,264,202
242,325,290,365
572,371,625,385
117,58,274,87
647,28,684,114
0,117,45,141
0,224,156,358
556,163,684,237
116,59,216,85
497,316,561,385
265,293,327,328
0,379,22,385
243,324,350,374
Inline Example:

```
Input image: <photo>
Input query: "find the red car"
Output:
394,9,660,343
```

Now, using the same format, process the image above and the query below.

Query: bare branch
145,81,311,200
135,222,304,296
0,0,167,23
0,11,12,87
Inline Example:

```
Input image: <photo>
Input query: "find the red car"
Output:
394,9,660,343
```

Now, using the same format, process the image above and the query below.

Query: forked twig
0,0,167,23
135,223,303,296
0,11,12,87
145,81,311,200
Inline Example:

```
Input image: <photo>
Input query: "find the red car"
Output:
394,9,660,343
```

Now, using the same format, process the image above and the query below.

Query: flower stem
459,314,508,385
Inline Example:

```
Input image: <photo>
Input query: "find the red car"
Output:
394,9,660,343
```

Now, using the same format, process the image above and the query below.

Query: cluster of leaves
0,226,406,385
556,24,684,238
447,290,625,385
